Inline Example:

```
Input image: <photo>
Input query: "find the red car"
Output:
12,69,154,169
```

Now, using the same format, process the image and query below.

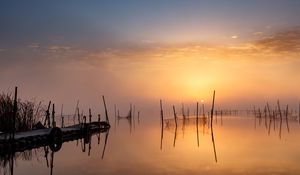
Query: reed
0,91,43,133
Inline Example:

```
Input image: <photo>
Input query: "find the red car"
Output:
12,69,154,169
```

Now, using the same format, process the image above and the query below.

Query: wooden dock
0,121,110,155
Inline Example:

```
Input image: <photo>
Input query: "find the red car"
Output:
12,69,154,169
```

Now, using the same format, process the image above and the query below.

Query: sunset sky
1,0,300,112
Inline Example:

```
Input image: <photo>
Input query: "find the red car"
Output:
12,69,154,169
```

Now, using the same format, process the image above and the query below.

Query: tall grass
0,92,44,133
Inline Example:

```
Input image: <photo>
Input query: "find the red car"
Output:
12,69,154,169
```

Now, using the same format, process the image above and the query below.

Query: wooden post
45,101,51,128
61,104,64,128
196,102,199,122
202,102,205,117
182,103,185,119
221,110,223,126
285,105,290,133
73,100,79,125
160,100,164,150
277,100,282,120
89,108,92,123
173,105,178,128
83,116,86,124
210,90,216,128
102,95,109,123
52,103,56,128
160,100,164,126
77,107,80,124
12,86,18,140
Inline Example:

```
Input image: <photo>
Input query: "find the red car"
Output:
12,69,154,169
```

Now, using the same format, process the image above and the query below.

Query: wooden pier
0,121,110,155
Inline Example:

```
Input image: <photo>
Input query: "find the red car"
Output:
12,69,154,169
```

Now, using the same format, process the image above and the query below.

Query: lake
1,113,300,175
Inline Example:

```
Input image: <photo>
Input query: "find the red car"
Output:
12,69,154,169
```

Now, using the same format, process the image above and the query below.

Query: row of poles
160,90,216,128
159,90,217,161
55,95,111,129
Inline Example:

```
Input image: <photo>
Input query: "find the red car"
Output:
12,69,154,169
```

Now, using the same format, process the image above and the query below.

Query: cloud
1,27,299,72
253,32,263,36
255,27,300,54
27,43,40,49
48,45,71,53
78,27,300,66
231,35,238,39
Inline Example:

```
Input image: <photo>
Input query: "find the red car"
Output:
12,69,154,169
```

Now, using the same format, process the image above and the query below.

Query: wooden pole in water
210,90,216,128
12,86,18,140
159,100,164,150
89,108,92,123
45,101,51,128
160,100,164,126
202,103,205,117
160,100,164,150
77,107,80,124
83,116,86,124
173,105,178,128
285,105,290,133
181,103,184,116
102,95,109,123
61,104,64,128
52,103,56,128
277,100,282,120
196,102,199,122
73,100,79,125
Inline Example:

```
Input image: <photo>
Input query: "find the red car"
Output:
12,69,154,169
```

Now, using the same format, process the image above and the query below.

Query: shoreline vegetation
0,90,44,133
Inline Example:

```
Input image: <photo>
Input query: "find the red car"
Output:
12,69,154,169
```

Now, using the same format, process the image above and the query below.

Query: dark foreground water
1,114,300,175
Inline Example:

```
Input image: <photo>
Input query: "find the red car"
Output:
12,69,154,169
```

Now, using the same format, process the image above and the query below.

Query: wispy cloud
255,27,300,54
48,45,71,53
27,43,40,49
76,27,300,67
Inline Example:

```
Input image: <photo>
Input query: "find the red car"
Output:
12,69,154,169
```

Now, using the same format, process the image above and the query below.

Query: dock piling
102,95,109,124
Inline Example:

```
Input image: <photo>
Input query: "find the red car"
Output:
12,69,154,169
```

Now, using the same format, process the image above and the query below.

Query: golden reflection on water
2,114,300,175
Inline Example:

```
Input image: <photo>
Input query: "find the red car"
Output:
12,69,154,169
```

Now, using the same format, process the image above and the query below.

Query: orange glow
94,41,300,104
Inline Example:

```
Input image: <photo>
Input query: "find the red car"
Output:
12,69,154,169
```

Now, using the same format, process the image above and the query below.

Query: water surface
1,113,300,175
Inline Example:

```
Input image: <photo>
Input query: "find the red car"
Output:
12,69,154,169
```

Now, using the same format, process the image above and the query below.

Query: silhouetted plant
0,92,44,133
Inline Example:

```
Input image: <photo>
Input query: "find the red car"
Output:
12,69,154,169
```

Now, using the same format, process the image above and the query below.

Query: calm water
1,113,300,175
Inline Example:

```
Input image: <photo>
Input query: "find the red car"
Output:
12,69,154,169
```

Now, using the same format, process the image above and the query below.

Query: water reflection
160,116,218,162
2,112,300,175
0,128,110,175
253,103,293,140
114,104,140,134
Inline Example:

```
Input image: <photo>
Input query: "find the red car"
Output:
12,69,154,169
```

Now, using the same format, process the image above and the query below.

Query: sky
0,0,300,113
